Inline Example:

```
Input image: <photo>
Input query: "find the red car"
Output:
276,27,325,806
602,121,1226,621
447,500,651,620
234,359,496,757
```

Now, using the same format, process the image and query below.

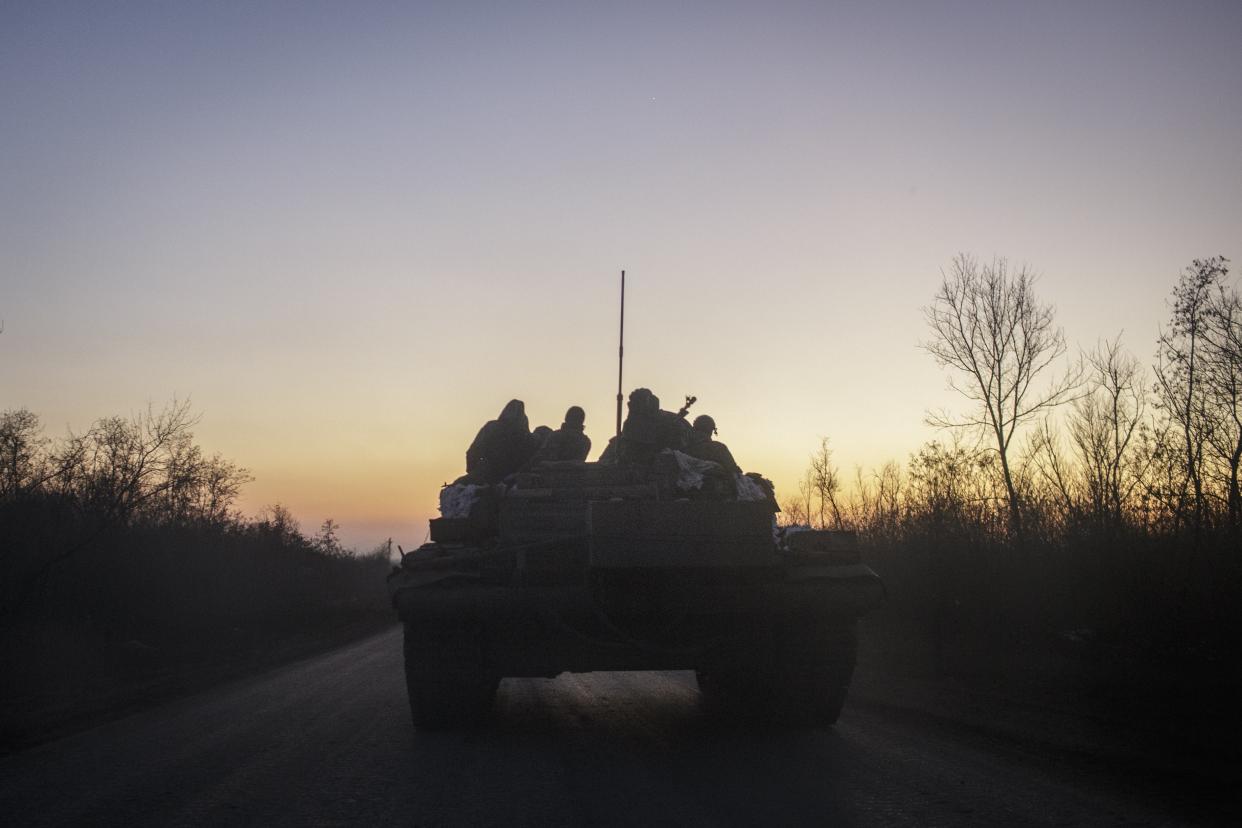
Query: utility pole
615,270,625,438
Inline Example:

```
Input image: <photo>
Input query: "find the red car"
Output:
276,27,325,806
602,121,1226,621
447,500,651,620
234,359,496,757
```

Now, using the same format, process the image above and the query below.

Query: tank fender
785,563,882,583
387,568,483,609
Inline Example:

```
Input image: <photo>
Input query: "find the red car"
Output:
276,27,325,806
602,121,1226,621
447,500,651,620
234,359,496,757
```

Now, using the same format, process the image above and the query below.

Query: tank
387,458,884,729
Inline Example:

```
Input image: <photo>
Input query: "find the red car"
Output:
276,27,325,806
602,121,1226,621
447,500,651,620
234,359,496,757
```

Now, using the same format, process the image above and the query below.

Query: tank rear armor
388,460,884,729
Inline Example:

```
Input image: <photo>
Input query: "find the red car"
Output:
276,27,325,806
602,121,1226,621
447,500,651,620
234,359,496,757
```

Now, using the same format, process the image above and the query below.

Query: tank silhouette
388,449,885,730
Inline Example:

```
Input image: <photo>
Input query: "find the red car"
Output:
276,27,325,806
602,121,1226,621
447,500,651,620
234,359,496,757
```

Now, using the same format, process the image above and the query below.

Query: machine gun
676,395,697,419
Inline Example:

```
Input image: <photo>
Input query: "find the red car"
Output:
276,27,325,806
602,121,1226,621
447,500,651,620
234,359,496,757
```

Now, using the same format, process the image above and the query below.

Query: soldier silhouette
685,414,741,474
529,406,592,464
465,399,535,483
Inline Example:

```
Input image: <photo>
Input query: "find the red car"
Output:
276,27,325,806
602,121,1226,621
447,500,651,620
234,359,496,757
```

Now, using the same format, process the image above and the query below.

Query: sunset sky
3,2,1240,550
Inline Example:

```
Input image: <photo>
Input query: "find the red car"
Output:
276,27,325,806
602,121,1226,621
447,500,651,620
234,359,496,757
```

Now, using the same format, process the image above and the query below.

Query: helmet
628,388,659,415
692,414,716,435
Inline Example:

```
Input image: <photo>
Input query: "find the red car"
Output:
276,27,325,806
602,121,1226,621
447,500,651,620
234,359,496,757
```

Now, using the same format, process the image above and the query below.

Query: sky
3,1,1240,550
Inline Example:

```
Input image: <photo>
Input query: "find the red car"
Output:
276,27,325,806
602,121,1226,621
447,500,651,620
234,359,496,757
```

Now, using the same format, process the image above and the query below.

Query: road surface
0,627,1230,826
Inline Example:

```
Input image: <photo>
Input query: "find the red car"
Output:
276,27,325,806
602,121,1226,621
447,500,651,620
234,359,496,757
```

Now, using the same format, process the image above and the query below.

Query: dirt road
0,627,1229,826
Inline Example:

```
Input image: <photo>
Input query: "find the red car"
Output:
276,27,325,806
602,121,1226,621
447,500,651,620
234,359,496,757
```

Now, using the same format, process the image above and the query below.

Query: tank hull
389,467,884,728
391,565,881,675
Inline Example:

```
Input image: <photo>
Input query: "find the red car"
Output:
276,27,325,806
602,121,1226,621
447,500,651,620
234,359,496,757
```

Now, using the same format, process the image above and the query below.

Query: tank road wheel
402,620,498,730
767,622,858,727
695,665,767,714
697,622,858,728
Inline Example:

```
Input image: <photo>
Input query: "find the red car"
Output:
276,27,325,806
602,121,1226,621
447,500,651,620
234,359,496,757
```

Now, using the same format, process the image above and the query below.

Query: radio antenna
615,269,625,438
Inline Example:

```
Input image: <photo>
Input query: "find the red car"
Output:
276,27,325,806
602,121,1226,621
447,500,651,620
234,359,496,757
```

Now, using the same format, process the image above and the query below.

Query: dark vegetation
783,255,1242,755
3,255,1237,756
0,400,392,750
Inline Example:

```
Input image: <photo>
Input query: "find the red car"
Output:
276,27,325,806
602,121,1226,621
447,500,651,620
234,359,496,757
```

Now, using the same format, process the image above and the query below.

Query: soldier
685,414,741,474
530,406,592,464
530,425,554,454
611,388,689,466
465,399,536,484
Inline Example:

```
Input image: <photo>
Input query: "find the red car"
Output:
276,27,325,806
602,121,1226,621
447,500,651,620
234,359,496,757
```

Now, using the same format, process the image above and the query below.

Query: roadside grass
0,519,396,753
856,532,1242,762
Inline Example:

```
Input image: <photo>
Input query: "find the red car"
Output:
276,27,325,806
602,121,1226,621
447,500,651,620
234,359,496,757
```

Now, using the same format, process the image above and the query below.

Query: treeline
0,400,392,745
783,255,1241,733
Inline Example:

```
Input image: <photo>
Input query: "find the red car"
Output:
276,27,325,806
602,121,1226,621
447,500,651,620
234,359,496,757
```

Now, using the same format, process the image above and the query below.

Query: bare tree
809,438,844,529
195,454,251,524
1154,257,1229,533
71,399,202,526
314,518,349,557
906,437,1005,535
3,400,253,616
258,503,303,545
923,254,1080,538
847,460,904,537
1067,337,1149,528
778,487,811,527
0,409,48,498
873,460,904,532
1199,262,1242,528
1026,420,1079,523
